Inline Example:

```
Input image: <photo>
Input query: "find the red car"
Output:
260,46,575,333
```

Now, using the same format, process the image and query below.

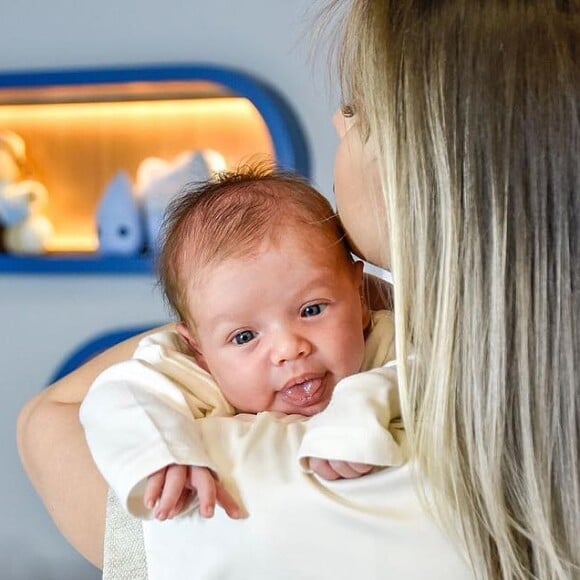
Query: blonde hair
329,0,579,578
157,164,353,325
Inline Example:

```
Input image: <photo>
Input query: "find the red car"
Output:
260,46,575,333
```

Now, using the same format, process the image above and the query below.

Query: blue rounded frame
48,323,159,384
0,64,311,274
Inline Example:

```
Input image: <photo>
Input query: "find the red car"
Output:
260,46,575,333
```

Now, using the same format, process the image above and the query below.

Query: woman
17,1,579,578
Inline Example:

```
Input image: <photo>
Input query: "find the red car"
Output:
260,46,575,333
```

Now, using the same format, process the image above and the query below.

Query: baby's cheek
339,349,366,382
353,333,367,372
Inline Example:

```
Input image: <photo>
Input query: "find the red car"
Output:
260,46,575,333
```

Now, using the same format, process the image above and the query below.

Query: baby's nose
271,330,312,365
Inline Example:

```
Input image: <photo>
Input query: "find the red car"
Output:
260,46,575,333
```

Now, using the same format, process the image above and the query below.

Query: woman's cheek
334,131,388,268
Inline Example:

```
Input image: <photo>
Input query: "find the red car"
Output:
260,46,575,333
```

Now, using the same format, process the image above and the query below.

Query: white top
81,311,473,578
143,412,471,580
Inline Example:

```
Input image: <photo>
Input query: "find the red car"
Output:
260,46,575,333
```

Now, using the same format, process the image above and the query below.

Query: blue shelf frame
0,253,153,274
48,323,160,383
0,64,311,275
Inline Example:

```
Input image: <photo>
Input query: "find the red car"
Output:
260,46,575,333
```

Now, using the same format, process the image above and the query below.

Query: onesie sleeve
79,330,233,519
297,363,406,470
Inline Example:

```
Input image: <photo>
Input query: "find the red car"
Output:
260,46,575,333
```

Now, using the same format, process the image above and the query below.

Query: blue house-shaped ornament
97,171,145,256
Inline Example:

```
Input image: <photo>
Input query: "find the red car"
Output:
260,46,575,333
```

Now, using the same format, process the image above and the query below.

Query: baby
80,166,399,522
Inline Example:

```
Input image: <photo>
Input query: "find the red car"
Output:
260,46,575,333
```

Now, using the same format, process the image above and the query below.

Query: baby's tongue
283,378,322,404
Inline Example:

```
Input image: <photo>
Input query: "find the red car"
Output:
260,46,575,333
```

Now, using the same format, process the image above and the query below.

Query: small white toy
96,171,145,256
95,149,227,256
136,149,226,251
0,130,53,254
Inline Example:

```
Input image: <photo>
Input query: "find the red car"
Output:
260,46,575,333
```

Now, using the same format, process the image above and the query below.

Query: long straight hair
329,1,579,577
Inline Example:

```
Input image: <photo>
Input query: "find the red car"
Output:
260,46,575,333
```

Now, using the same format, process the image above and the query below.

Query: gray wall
0,1,338,577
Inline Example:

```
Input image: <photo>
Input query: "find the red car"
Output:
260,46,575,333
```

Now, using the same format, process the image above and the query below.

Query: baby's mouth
279,375,327,407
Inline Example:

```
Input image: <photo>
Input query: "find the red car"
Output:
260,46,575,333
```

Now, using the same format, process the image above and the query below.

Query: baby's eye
301,303,327,318
232,330,256,345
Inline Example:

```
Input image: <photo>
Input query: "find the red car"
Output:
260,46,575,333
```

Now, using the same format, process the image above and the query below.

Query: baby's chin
294,398,332,417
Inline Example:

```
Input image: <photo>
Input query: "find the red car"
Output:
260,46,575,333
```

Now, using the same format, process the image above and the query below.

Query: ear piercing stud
341,104,355,118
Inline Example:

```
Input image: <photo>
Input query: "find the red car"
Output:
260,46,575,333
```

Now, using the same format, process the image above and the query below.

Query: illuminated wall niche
0,66,310,273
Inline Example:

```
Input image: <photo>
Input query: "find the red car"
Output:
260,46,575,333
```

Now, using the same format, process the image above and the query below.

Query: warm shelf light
0,96,274,252
46,235,98,253
0,97,259,121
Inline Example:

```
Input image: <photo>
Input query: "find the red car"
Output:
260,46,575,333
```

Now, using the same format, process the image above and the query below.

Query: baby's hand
144,464,244,520
308,458,374,480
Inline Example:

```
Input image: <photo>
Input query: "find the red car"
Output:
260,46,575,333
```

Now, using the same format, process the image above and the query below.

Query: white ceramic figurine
136,149,226,252
0,130,53,254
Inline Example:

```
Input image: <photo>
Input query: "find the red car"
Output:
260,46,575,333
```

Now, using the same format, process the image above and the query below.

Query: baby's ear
353,259,365,283
353,261,372,332
176,322,209,372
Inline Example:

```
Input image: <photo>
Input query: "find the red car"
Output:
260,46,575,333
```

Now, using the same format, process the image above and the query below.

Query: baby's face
180,226,368,416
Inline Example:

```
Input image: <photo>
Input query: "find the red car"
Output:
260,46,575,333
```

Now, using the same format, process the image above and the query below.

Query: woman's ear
176,322,209,372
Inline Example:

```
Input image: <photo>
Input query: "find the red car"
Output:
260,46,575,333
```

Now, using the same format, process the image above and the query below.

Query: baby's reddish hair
157,164,353,324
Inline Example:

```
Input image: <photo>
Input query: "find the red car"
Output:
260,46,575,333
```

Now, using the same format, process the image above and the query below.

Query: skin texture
182,225,368,416
147,223,373,519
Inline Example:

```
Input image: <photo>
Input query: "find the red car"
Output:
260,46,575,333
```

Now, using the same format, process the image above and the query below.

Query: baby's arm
298,363,406,479
145,464,242,519
79,358,240,519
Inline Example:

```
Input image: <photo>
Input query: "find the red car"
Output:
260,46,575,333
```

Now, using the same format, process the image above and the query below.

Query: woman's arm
16,324,174,568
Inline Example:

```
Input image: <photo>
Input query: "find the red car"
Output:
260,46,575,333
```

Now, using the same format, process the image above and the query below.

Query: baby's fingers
189,467,245,519
189,466,218,518
155,465,188,520
144,467,167,510
308,458,373,480
328,460,371,479
215,481,245,519
346,462,374,475
308,458,341,480
168,487,193,519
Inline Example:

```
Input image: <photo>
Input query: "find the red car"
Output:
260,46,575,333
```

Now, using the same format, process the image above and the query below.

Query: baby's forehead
242,221,349,264
193,221,348,277
176,187,352,297
182,222,355,329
